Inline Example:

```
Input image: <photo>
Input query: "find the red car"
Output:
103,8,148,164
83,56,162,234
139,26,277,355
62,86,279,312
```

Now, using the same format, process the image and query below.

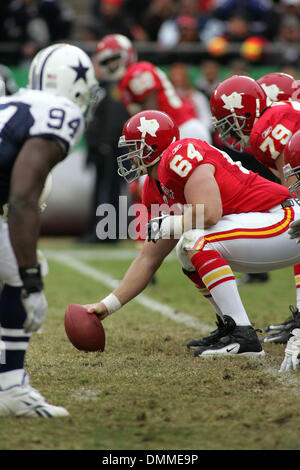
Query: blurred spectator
169,62,212,134
223,14,253,43
139,0,176,42
4,0,74,62
0,1,12,41
0,65,18,95
214,0,278,39
227,57,250,76
277,14,300,64
279,0,300,17
196,59,221,98
79,58,129,244
157,0,212,48
82,0,136,41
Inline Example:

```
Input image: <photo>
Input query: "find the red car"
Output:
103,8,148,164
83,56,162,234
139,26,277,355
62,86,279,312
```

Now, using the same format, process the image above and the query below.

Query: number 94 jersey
0,88,84,205
158,138,290,215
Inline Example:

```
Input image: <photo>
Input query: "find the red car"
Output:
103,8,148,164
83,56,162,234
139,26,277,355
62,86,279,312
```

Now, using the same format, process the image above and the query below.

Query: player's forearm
8,199,40,266
183,204,221,230
112,253,159,305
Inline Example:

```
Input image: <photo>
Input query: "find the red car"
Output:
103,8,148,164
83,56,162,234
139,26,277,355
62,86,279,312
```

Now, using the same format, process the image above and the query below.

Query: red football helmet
96,34,136,81
210,75,269,152
283,130,300,204
257,72,300,102
118,110,180,183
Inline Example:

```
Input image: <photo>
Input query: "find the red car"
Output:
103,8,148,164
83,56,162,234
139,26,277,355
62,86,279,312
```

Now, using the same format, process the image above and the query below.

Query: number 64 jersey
0,88,84,206
158,138,290,215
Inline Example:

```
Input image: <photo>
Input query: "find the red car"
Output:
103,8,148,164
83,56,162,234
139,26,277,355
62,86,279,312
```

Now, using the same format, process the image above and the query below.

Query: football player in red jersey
279,130,300,371
210,74,300,344
95,33,212,258
284,130,300,212
257,72,300,104
84,110,300,361
95,34,212,143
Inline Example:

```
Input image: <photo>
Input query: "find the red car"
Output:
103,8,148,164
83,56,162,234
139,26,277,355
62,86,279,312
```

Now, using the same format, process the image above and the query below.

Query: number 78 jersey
158,138,290,215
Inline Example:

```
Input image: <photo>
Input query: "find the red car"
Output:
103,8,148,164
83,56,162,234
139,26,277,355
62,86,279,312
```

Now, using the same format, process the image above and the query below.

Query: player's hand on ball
83,302,108,320
288,219,300,243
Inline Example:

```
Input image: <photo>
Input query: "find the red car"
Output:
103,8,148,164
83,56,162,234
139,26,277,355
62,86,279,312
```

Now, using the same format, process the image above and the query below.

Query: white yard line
44,248,177,261
46,250,212,333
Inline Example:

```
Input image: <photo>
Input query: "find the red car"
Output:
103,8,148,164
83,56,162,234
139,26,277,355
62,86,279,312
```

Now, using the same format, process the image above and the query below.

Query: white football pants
176,201,300,273
0,218,49,286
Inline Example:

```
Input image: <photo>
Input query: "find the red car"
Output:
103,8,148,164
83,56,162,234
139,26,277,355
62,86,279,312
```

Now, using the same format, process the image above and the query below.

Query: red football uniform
158,139,290,214
137,176,170,241
142,175,181,219
118,62,197,126
250,101,300,170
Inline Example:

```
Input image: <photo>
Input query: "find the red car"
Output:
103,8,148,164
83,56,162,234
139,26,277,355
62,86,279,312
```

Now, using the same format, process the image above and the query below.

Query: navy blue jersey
0,88,84,205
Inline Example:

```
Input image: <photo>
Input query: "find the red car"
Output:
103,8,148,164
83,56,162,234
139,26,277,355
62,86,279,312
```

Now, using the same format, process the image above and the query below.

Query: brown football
64,303,105,352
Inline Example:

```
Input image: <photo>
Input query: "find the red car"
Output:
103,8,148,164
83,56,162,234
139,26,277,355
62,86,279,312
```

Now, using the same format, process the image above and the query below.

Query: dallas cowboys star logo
70,59,89,83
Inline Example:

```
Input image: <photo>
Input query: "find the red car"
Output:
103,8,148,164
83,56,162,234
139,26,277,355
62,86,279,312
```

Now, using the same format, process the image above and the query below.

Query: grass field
1,238,300,451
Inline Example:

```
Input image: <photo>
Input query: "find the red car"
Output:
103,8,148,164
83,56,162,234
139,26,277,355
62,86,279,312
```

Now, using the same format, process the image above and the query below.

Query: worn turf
0,238,299,450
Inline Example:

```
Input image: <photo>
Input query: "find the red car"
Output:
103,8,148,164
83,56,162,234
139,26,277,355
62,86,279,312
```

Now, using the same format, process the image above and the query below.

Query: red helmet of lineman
117,110,180,183
257,72,300,102
210,75,269,152
283,130,300,203
96,34,136,81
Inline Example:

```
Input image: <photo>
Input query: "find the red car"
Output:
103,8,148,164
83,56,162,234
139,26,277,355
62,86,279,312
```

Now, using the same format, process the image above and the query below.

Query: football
64,303,105,352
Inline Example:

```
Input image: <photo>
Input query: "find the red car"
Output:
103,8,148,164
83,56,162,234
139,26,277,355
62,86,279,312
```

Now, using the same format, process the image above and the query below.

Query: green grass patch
1,238,300,450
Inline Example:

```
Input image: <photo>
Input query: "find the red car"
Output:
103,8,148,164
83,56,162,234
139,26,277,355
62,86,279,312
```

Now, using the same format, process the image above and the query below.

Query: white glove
22,291,48,333
288,219,300,243
146,213,183,243
279,328,300,372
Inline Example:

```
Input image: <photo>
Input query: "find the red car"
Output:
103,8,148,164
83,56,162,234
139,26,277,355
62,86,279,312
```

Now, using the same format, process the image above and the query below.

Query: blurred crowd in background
1,0,300,66
0,0,299,245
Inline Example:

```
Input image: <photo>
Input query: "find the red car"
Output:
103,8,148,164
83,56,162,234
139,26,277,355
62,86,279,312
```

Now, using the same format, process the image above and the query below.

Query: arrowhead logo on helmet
221,92,244,110
260,83,283,102
137,117,159,137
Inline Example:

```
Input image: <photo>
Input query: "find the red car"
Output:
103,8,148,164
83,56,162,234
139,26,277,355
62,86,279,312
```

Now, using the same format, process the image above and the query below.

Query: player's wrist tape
101,293,122,315
161,215,183,238
19,263,44,294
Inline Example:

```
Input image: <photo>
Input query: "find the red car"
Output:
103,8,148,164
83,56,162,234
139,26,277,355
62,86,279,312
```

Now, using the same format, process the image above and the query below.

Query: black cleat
194,321,264,357
187,315,236,349
261,306,300,344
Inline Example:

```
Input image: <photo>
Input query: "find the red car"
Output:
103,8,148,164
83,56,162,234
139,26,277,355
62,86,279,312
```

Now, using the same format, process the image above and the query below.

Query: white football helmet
28,43,100,120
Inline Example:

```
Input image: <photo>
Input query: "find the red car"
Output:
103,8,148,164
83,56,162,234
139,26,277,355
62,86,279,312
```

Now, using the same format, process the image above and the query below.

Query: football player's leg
0,220,68,417
189,248,251,326
203,207,300,345
261,264,300,344
186,247,263,357
176,238,233,349
176,240,223,317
